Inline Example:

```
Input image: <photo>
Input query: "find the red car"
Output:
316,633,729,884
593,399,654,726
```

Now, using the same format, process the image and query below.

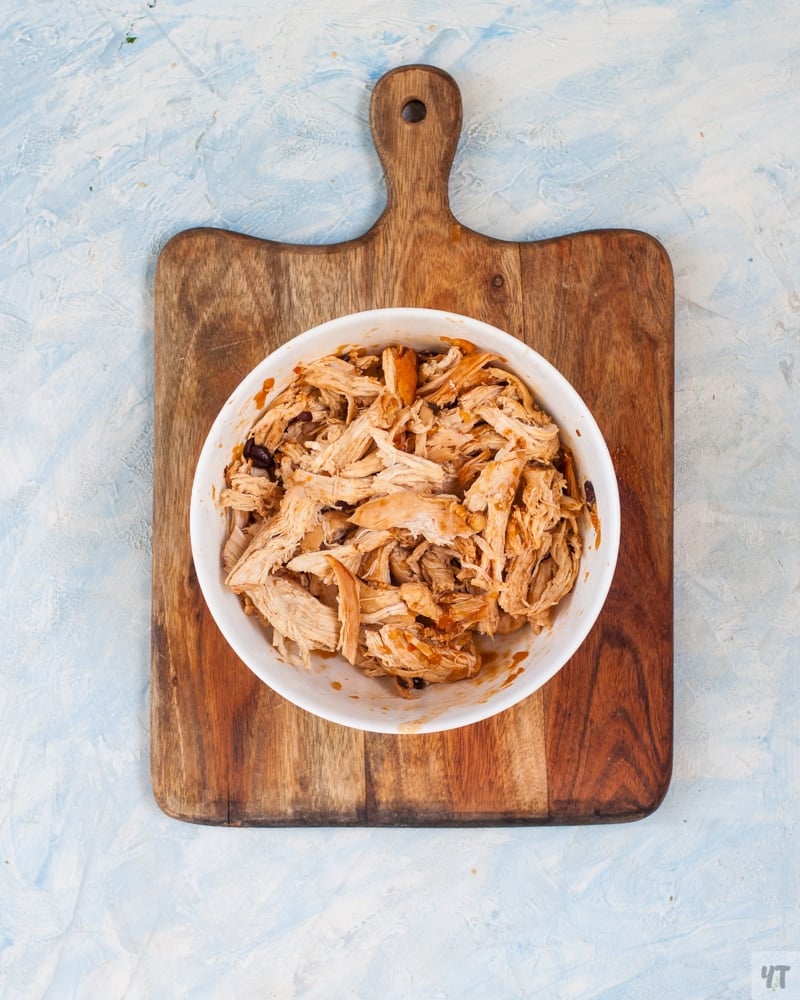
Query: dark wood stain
150,65,674,826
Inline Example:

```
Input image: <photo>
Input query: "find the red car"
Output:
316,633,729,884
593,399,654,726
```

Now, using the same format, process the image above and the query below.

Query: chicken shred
220,341,585,695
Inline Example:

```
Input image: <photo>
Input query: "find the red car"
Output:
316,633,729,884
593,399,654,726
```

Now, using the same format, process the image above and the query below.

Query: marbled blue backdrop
1,1,798,997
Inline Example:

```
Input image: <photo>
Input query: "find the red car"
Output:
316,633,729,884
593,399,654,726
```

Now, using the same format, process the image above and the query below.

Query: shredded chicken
221,341,584,696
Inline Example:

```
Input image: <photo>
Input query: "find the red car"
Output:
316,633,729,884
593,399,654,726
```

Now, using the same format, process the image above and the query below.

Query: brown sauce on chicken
220,343,583,697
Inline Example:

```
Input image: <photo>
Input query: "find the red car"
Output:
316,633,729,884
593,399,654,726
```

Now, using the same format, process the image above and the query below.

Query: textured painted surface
1,1,798,997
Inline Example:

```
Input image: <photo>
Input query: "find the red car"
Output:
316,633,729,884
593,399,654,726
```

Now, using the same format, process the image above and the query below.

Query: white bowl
190,307,620,734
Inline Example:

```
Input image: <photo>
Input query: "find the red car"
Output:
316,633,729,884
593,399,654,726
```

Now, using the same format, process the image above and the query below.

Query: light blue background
1,2,798,997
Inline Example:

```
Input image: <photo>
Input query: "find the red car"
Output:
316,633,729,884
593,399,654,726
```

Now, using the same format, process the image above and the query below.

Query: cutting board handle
370,65,462,224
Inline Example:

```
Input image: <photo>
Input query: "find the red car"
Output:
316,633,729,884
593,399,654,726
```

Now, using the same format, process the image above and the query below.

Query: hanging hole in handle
401,99,427,123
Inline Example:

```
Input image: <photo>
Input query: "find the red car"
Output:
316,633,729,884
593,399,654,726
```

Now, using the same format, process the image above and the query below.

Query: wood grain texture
151,65,674,825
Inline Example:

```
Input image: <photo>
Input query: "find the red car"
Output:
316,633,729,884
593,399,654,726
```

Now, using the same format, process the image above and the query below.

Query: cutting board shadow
151,64,674,825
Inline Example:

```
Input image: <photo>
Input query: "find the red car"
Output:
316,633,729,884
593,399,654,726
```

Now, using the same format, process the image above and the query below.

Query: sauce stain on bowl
253,377,275,409
476,648,530,704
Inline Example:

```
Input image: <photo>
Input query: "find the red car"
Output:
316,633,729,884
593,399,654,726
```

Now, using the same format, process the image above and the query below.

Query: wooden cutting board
151,65,673,825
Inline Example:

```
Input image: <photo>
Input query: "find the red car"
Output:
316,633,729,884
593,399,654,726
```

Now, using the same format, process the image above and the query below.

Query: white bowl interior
190,308,620,734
